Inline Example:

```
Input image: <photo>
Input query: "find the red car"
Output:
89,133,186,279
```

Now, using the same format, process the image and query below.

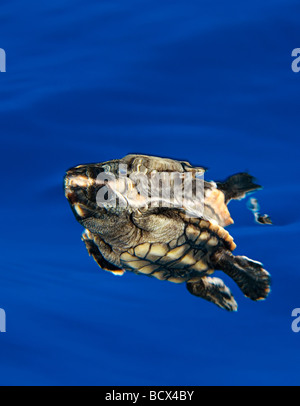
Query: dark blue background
0,0,300,385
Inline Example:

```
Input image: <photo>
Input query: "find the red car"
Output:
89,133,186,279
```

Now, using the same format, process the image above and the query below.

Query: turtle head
64,161,135,233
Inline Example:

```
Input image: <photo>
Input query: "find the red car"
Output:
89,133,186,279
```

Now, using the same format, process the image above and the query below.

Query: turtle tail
216,173,261,204
211,249,271,301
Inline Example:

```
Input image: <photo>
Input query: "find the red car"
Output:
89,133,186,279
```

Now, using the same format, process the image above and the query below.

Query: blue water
0,0,300,386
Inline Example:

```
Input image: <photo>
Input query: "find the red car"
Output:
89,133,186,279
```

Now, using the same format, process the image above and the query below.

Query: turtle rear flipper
187,276,238,312
212,250,271,301
217,173,261,204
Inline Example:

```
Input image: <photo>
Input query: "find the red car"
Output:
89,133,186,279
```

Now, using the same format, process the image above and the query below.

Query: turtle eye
83,166,103,202
86,165,104,180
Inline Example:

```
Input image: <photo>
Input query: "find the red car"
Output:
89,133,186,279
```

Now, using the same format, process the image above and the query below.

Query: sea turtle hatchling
64,154,271,311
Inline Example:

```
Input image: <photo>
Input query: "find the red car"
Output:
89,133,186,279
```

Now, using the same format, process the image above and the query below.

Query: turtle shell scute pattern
120,219,236,283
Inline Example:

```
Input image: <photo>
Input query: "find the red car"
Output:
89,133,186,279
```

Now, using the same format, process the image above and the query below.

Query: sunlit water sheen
0,0,300,385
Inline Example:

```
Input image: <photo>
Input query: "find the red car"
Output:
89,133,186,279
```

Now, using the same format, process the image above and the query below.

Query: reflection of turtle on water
64,154,271,311
248,197,273,225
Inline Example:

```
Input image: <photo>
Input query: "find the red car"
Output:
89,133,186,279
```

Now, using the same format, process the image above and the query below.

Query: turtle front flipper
186,276,238,312
82,230,125,276
211,249,271,301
